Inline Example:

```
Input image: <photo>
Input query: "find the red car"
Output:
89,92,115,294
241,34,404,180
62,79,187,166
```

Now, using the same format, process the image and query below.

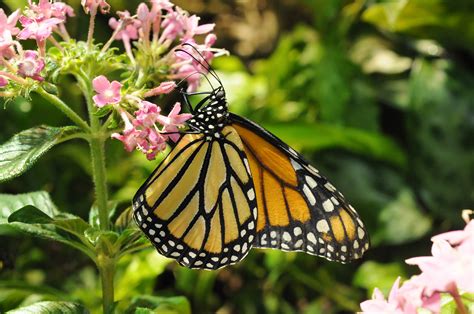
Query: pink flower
0,9,20,59
150,0,174,12
81,0,110,14
0,31,16,59
397,278,441,313
109,10,140,41
360,277,442,314
17,15,62,42
0,76,8,87
406,238,474,294
431,220,474,253
156,102,192,142
182,15,215,42
112,108,168,160
26,0,74,21
92,75,122,107
17,50,45,81
160,9,185,42
144,81,176,97
135,100,161,128
0,9,20,36
360,278,404,314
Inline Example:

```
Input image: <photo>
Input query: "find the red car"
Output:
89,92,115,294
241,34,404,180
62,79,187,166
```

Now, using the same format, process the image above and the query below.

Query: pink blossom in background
17,15,62,42
109,11,140,41
92,75,122,107
150,0,174,12
0,76,8,87
181,15,215,42
17,50,45,81
81,0,110,14
156,102,192,142
26,0,74,21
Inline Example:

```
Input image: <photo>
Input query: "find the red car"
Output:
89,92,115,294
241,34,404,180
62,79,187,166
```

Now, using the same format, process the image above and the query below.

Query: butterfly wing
133,126,257,270
229,113,369,263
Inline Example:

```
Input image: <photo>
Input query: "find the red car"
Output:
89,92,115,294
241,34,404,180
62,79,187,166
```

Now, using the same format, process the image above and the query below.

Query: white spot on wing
323,199,334,212
307,232,317,244
306,176,317,189
303,185,316,205
316,220,330,233
290,159,303,170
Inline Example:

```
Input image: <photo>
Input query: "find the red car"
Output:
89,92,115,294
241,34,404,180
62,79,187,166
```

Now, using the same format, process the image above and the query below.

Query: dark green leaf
3,206,94,260
93,106,113,118
0,126,80,183
6,301,89,314
8,206,53,224
264,122,407,168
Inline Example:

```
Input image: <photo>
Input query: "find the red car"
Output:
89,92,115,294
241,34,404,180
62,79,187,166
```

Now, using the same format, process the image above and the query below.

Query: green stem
98,254,115,314
89,135,109,230
36,87,90,131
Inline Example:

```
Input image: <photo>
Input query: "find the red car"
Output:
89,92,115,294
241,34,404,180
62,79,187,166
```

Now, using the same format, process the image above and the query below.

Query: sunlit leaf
0,126,80,183
373,189,432,245
0,191,58,224
125,295,190,314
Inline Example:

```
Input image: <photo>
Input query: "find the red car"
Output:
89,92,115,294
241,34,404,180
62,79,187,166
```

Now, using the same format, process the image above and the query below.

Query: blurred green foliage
1,0,473,313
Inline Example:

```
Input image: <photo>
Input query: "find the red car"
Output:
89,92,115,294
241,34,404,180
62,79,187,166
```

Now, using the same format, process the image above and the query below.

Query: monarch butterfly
133,44,369,270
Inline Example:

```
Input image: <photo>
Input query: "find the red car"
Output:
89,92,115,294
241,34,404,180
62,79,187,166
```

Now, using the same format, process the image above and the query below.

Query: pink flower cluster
0,0,74,83
108,0,219,92
360,217,474,313
91,75,191,159
18,0,73,50
112,101,192,160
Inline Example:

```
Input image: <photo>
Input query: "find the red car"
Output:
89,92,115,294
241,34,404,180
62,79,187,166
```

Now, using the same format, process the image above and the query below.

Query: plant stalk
451,286,468,314
98,255,115,314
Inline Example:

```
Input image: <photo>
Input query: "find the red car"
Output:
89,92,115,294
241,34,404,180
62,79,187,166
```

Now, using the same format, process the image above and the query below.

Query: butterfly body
133,46,369,270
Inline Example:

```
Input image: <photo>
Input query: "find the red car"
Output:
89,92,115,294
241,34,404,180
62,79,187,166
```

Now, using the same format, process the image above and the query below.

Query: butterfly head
187,86,229,139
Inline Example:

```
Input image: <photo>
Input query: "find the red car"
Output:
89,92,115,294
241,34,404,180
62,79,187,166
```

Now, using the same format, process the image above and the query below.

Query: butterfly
132,44,369,270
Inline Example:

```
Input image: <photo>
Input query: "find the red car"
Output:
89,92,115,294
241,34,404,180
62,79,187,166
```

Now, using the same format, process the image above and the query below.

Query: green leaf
125,295,190,314
263,122,407,168
373,189,432,245
6,301,89,314
0,191,58,224
0,126,80,183
353,261,406,297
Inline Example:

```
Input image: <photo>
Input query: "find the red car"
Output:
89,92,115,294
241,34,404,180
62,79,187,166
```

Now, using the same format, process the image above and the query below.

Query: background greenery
1,0,473,313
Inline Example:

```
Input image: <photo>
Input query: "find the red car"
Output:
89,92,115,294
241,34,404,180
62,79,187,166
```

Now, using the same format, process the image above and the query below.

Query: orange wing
230,114,369,263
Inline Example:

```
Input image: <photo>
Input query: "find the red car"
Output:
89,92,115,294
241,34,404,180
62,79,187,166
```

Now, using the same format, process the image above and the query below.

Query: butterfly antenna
181,43,222,85
175,70,215,91
175,47,221,85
